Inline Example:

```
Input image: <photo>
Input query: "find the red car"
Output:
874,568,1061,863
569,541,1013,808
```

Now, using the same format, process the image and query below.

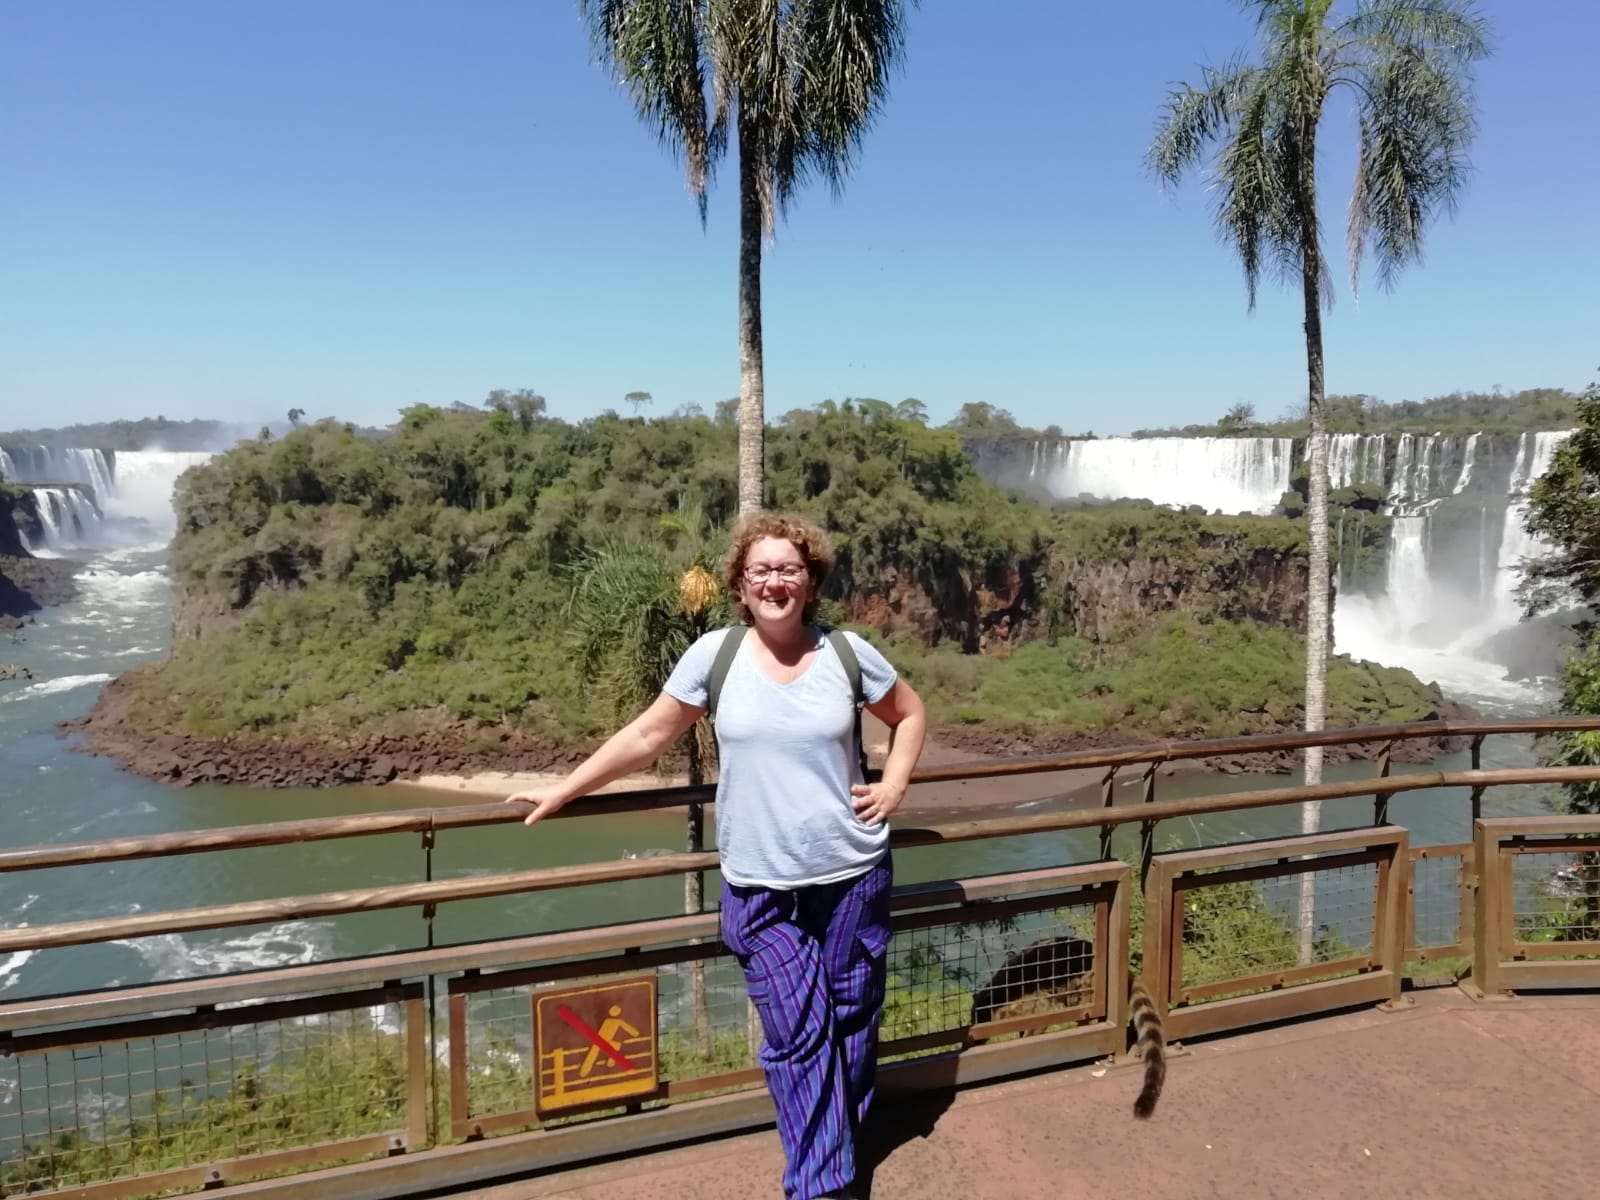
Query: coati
969,935,1166,1119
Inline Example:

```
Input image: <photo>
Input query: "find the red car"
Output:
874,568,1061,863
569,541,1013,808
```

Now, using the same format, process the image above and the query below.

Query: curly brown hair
721,511,835,624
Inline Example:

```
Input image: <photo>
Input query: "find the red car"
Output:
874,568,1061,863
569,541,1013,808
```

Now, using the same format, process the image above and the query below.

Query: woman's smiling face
737,535,813,628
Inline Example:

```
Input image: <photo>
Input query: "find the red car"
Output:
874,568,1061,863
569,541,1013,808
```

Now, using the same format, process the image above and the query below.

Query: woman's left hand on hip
850,781,906,827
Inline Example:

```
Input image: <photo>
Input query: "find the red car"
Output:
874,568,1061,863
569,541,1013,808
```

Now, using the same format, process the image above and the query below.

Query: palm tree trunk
736,110,765,515
1297,124,1331,967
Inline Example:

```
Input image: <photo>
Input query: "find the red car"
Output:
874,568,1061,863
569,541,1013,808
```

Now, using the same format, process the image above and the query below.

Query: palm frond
1211,75,1289,310
583,0,716,222
1346,41,1478,294
1337,0,1491,64
1241,0,1321,36
1263,104,1332,306
565,538,683,716
796,0,909,199
1147,60,1260,187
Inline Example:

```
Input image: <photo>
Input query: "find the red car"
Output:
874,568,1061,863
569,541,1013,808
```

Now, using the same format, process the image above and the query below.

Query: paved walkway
453,987,1599,1200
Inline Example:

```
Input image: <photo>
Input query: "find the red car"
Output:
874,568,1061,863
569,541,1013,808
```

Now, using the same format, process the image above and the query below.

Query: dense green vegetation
1047,503,1306,560
1129,387,1580,440
1518,371,1600,939
884,615,1441,739
149,398,1046,746
0,417,265,453
1524,375,1600,814
105,398,1455,756
0,486,30,557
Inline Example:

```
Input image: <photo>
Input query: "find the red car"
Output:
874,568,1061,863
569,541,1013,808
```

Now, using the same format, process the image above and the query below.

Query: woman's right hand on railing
503,785,571,826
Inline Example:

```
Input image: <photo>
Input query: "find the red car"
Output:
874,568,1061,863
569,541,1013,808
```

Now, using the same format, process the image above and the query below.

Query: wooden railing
0,717,1597,1199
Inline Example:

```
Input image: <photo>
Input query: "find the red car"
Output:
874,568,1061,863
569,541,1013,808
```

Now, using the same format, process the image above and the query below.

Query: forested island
57,396,1471,787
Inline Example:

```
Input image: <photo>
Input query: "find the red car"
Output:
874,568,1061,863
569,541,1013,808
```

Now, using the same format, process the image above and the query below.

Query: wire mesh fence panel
1145,831,1407,1043
1409,848,1468,958
457,985,537,1125
451,942,762,1138
912,896,1103,1047
1511,849,1600,954
1178,860,1377,1003
0,993,414,1196
653,954,761,1082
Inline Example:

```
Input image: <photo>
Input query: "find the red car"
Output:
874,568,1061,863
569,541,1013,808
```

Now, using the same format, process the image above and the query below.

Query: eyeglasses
743,564,809,585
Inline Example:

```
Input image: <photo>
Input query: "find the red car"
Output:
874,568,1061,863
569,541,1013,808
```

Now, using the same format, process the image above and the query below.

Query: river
0,535,1563,1004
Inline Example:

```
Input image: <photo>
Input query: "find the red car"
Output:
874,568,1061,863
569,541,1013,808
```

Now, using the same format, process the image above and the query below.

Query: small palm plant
566,500,729,1053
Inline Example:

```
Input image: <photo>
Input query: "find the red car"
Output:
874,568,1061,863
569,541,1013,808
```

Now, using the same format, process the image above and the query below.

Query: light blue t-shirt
663,625,898,889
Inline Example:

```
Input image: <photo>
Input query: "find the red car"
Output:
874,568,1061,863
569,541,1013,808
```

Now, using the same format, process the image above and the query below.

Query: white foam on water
0,673,114,704
75,568,168,588
366,1004,404,1036
1335,593,1554,713
112,921,335,981
0,897,42,993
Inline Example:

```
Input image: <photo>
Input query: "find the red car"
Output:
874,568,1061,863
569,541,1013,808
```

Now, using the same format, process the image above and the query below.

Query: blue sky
3,1,1595,436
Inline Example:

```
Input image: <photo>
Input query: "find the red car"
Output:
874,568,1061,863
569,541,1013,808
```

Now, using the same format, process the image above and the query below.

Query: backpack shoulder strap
705,624,748,718
822,627,863,706
821,626,872,780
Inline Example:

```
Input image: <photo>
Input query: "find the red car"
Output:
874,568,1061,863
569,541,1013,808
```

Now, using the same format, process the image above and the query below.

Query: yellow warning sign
533,975,658,1113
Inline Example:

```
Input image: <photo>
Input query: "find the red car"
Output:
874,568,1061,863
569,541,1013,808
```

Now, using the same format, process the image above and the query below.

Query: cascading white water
1335,429,1573,706
1461,431,1569,645
1386,516,1432,637
26,488,102,552
1452,433,1480,494
1328,434,1386,489
101,451,213,530
1038,437,1294,515
1,446,213,549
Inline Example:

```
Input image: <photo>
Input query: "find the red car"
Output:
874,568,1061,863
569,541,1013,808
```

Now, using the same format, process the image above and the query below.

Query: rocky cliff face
0,491,28,557
1049,543,1310,643
840,562,1037,654
838,517,1313,652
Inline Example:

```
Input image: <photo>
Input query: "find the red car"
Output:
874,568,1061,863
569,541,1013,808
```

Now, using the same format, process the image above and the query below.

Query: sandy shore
392,713,1114,815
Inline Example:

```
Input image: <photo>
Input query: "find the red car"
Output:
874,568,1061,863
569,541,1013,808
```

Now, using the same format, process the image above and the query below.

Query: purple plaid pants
719,853,893,1200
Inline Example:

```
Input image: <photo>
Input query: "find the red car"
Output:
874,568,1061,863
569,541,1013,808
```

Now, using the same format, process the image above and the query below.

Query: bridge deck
449,987,1597,1200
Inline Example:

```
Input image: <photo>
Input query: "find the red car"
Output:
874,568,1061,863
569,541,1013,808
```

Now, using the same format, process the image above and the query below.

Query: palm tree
1148,0,1489,959
581,0,915,514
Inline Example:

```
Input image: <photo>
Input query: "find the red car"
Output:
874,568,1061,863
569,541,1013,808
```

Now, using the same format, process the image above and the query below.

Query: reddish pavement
455,987,1598,1200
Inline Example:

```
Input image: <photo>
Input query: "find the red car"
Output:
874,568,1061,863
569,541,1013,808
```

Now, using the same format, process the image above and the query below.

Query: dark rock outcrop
62,669,595,787
0,554,79,630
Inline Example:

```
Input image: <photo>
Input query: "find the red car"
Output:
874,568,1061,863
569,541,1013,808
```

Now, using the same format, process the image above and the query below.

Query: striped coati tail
1129,980,1166,1119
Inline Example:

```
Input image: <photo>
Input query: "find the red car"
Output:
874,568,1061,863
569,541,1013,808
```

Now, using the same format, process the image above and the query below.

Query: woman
508,510,926,1200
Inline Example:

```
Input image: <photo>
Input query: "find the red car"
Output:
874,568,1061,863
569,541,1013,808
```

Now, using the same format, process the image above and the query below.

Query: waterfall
101,451,213,529
1385,516,1432,639
1461,431,1570,645
1037,436,1293,515
1452,433,1480,494
1328,434,1386,489
1335,429,1571,704
963,427,1574,705
25,487,102,552
1,446,212,550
